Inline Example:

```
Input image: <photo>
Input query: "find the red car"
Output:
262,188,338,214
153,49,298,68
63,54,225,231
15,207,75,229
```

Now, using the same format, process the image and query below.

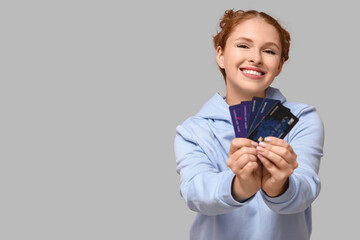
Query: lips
240,67,265,79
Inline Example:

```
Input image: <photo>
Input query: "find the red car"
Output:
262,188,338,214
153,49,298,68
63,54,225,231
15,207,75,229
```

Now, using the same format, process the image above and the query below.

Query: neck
225,86,266,105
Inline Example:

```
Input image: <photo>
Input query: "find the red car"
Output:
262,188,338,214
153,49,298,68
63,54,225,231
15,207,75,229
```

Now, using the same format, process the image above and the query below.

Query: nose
248,49,262,65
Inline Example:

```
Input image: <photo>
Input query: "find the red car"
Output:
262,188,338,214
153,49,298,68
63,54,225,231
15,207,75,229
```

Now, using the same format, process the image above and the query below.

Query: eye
264,49,276,55
237,44,248,49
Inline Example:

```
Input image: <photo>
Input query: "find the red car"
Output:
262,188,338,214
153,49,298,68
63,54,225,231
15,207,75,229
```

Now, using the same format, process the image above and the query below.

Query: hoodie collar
266,87,287,103
196,87,287,122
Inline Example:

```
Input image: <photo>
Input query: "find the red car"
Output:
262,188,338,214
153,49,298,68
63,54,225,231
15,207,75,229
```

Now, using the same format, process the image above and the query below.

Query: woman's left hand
256,137,298,197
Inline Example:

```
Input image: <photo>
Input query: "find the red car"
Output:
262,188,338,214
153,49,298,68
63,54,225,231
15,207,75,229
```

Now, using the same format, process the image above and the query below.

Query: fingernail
259,141,267,148
256,146,264,152
264,137,272,142
251,141,259,147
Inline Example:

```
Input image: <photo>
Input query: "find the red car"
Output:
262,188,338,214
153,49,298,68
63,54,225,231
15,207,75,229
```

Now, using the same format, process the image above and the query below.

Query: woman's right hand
227,138,261,202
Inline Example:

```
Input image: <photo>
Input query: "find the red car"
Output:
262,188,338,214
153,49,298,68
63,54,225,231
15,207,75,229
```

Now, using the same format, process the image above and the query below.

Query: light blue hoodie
174,87,324,240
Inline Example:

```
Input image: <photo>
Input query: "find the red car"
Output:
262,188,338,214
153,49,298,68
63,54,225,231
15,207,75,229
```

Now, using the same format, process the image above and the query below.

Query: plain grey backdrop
1,0,358,239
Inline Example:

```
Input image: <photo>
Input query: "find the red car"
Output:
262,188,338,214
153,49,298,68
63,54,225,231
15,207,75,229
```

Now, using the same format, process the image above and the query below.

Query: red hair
213,9,291,81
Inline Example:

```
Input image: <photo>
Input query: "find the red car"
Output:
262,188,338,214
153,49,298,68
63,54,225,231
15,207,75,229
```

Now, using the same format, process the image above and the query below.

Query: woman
174,9,324,240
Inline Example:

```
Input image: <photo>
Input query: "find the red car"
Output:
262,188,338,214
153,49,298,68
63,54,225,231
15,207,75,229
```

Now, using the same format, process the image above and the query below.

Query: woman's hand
227,138,261,202
256,137,298,197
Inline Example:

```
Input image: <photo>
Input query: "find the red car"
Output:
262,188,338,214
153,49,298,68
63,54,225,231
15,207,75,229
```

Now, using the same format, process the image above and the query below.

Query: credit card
247,98,280,136
247,103,299,143
247,97,264,135
229,101,251,138
229,104,245,137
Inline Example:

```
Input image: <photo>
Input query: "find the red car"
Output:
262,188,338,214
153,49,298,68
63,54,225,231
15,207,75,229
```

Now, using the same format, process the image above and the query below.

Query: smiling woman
214,10,290,105
174,9,324,240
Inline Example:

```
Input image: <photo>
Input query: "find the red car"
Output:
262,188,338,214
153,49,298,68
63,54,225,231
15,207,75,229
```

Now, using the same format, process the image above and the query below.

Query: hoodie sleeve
260,105,325,214
174,122,249,216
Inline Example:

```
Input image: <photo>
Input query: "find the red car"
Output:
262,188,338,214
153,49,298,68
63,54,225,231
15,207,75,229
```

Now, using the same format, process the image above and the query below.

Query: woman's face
217,17,284,101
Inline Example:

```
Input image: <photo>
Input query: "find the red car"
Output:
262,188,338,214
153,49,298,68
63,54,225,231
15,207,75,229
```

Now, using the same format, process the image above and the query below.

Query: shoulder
176,115,210,141
176,93,229,140
284,100,323,123
283,101,323,128
283,101,324,145
283,101,317,117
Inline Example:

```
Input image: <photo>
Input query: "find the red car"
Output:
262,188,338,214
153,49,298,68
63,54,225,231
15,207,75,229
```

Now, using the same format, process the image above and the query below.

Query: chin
226,79,270,96
243,85,267,96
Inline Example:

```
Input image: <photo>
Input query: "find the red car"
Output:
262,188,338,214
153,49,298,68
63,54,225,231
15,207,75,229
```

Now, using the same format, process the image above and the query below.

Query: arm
174,124,254,216
258,106,324,214
227,138,262,202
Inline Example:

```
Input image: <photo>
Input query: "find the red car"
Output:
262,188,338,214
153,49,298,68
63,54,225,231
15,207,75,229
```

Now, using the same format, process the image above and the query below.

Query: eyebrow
234,37,280,50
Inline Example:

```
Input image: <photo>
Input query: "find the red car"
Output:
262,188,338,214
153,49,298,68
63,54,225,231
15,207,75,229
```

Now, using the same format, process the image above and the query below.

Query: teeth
242,69,262,76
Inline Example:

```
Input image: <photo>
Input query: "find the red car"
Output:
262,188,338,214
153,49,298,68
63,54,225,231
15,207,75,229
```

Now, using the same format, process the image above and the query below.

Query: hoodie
174,87,325,240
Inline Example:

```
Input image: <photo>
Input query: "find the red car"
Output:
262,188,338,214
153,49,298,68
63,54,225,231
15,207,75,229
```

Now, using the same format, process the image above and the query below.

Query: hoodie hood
196,87,287,122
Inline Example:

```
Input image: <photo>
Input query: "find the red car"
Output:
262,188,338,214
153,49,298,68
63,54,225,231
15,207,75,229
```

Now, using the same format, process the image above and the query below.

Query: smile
240,67,265,79
242,69,263,76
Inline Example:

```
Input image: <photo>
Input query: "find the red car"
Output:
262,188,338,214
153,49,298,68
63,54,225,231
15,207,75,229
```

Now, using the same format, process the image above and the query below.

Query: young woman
174,9,324,240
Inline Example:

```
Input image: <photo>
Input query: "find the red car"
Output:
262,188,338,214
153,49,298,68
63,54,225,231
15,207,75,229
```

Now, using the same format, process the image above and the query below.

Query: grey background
1,0,358,239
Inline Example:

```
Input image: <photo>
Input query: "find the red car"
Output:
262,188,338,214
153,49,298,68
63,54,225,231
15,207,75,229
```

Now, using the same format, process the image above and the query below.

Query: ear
275,57,285,77
216,46,225,69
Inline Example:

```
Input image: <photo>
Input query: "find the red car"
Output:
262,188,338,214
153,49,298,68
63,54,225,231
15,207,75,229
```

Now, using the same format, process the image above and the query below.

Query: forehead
228,17,281,44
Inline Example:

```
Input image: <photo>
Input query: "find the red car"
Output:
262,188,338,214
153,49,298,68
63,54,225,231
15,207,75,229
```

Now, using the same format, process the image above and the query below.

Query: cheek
267,58,282,73
224,53,243,68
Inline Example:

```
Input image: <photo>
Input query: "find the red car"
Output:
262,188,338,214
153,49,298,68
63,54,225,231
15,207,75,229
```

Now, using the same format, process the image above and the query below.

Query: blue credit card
247,97,264,135
229,104,244,137
241,101,251,135
229,101,251,138
247,98,280,136
247,103,299,143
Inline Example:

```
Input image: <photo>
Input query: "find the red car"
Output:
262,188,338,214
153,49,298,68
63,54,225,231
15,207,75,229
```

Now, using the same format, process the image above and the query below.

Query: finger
257,153,275,171
234,146,258,158
256,146,288,169
239,161,259,179
258,153,295,183
258,139,297,166
229,138,258,155
228,152,258,171
229,147,256,164
258,142,293,162
263,137,295,154
257,153,287,179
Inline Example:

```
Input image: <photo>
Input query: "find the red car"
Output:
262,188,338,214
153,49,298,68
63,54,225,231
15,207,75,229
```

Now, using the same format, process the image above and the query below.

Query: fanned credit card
229,97,299,142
